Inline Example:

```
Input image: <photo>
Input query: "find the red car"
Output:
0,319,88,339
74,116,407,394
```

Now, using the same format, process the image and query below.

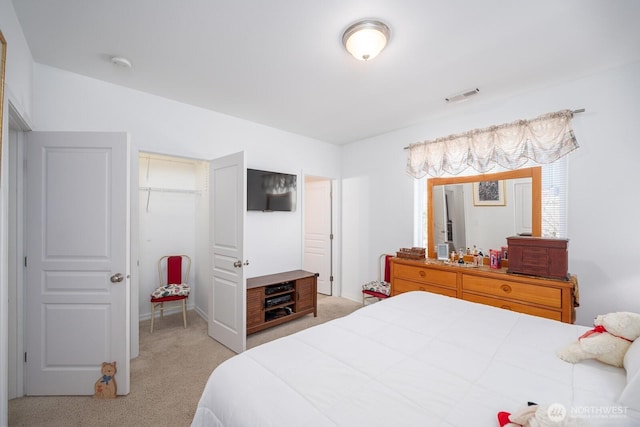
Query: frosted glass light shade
342,20,390,61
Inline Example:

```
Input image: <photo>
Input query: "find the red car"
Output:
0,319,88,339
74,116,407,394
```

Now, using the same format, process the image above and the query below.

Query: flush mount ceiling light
342,19,390,61
111,56,132,69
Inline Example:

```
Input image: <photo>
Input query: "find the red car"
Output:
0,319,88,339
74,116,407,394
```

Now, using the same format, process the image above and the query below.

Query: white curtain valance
406,109,579,178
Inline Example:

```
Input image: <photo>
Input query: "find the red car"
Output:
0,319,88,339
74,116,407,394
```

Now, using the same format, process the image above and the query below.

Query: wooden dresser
390,257,577,323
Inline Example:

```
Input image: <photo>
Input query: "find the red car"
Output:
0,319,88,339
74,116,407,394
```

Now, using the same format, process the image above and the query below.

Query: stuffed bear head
101,361,117,377
595,312,640,341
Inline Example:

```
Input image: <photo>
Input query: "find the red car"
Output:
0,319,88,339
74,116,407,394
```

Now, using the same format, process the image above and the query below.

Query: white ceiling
11,0,640,144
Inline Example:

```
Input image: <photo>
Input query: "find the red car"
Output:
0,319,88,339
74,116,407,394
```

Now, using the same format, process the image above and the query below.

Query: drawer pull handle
501,305,512,310
501,285,512,293
419,270,426,277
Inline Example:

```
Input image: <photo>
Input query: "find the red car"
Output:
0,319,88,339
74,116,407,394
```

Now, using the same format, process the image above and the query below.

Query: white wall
0,1,34,123
341,60,640,325
341,135,414,302
31,63,343,314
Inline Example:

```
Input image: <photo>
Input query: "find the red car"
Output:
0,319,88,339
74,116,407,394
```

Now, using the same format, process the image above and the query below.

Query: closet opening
137,152,210,333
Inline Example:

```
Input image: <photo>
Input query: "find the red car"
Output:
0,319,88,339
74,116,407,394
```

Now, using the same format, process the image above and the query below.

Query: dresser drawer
394,264,457,288
462,274,561,308
393,278,457,298
463,293,562,321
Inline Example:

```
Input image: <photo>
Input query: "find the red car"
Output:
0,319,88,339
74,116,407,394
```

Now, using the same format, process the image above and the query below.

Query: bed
192,291,640,426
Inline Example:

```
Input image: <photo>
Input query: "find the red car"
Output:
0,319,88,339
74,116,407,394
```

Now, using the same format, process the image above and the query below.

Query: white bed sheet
192,291,639,426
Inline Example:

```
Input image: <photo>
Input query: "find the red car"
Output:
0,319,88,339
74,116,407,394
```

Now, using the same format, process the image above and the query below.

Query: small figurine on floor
93,361,117,399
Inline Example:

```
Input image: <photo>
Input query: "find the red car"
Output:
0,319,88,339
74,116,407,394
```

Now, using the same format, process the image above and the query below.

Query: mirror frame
427,166,542,259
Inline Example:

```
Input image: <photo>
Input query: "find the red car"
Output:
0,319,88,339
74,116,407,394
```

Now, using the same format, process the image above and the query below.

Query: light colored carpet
8,295,362,427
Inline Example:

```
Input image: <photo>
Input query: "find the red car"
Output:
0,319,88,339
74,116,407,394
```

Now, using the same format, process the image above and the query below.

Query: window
541,156,569,238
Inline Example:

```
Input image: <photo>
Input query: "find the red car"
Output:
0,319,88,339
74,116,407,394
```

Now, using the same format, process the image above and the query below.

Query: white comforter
192,291,638,426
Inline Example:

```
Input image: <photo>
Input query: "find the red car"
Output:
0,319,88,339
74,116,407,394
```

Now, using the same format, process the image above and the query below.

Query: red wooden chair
150,255,191,333
362,254,392,304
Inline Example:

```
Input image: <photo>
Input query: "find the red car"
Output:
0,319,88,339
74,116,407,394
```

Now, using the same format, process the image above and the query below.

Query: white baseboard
192,305,208,321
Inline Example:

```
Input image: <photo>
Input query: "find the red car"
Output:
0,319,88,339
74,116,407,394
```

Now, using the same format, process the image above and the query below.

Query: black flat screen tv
247,168,297,212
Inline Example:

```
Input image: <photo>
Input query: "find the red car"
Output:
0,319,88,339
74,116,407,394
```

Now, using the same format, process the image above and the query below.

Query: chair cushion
361,280,390,296
150,283,190,299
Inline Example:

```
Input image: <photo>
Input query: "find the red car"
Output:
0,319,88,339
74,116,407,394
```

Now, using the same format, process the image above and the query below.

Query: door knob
233,260,242,268
110,273,124,283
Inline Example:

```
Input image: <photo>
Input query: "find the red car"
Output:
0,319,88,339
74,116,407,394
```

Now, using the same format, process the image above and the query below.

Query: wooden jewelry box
506,236,569,280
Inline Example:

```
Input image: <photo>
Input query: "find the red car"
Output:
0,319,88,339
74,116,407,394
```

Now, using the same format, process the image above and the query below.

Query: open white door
208,151,246,353
432,185,446,245
514,181,533,235
25,131,130,395
304,177,332,295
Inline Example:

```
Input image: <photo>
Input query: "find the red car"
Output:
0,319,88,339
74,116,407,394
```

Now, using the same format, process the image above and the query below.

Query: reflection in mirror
432,178,532,254
427,167,541,259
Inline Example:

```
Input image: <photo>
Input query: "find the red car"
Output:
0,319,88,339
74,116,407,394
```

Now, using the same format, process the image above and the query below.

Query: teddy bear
557,311,640,368
498,402,588,427
93,361,117,399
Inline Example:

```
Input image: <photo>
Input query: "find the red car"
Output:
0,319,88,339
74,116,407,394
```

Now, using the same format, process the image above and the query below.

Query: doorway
7,105,29,400
138,152,209,323
303,176,333,295
8,120,141,399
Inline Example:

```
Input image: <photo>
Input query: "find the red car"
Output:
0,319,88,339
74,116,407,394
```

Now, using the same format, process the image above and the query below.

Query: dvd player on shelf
264,294,292,308
265,282,294,295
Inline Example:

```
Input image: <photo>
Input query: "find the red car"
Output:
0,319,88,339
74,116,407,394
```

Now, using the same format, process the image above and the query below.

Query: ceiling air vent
445,88,480,103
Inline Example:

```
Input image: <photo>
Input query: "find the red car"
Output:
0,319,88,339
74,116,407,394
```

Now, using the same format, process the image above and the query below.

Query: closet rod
403,108,585,150
142,187,202,213
139,186,201,195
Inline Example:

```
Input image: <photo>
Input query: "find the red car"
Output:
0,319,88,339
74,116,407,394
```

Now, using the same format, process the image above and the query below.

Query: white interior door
25,131,130,395
514,181,533,235
449,187,467,251
208,151,246,353
432,185,446,245
304,177,332,295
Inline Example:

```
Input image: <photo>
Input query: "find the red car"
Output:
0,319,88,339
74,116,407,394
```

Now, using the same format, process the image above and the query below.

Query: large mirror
427,167,541,259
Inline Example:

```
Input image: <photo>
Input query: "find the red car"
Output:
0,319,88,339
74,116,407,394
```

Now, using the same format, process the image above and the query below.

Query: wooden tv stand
246,270,318,335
